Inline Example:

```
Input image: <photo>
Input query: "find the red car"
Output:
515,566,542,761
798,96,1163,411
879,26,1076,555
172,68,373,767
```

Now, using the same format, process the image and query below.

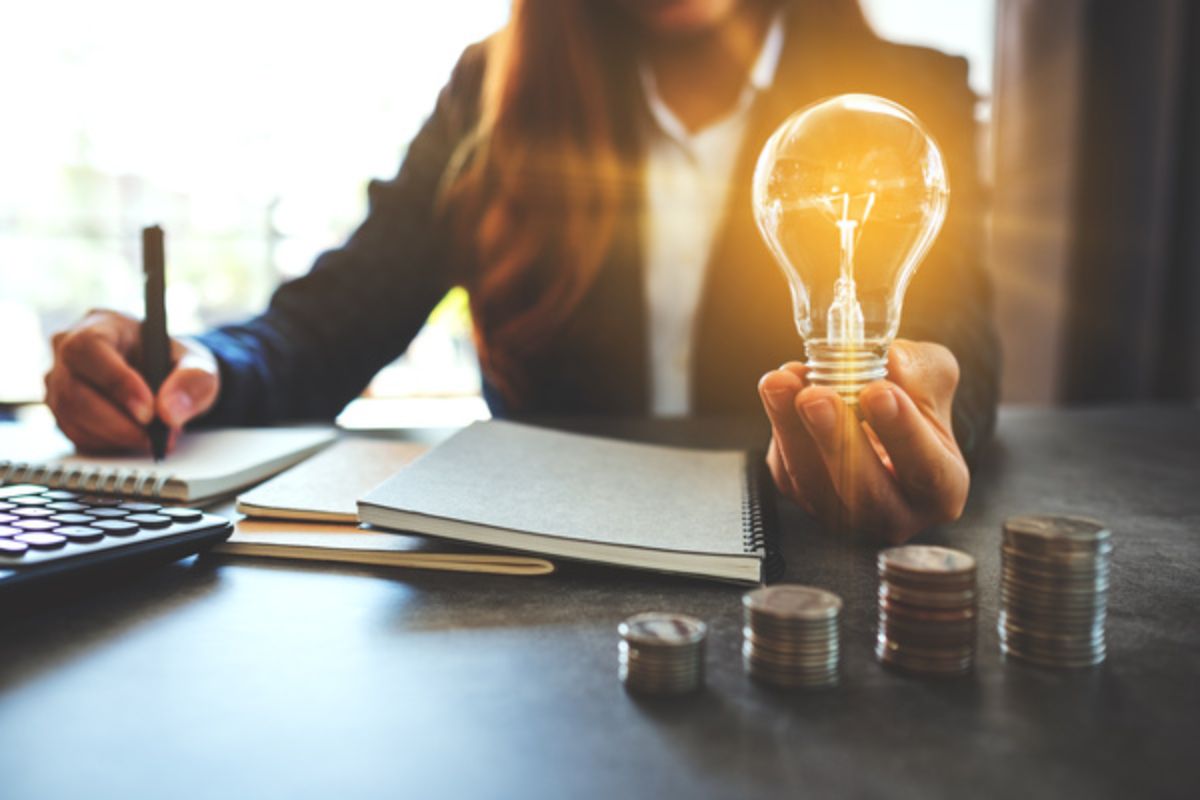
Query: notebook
215,518,555,576
0,423,335,503
223,437,556,576
357,420,777,584
236,437,429,522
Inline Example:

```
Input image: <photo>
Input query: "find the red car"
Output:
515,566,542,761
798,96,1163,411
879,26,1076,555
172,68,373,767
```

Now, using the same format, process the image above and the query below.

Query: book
236,437,429,522
357,420,776,584
223,437,555,576
214,518,555,576
0,423,334,503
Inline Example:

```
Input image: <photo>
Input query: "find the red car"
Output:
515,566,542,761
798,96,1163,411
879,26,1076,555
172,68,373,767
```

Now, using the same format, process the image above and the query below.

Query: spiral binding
0,460,173,498
742,455,786,583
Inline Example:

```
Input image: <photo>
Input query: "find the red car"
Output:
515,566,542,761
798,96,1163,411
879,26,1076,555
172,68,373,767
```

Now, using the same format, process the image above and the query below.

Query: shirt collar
640,11,786,143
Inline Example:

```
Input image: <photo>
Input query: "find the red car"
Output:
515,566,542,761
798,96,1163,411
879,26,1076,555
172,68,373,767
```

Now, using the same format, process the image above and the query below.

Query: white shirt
641,15,785,416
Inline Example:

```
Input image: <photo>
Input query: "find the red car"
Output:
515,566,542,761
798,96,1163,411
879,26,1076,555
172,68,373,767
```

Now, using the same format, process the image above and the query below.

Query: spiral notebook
0,423,335,503
357,421,778,584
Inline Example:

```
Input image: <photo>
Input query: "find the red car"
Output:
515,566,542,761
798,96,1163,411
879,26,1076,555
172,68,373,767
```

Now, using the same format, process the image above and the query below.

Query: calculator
0,483,232,599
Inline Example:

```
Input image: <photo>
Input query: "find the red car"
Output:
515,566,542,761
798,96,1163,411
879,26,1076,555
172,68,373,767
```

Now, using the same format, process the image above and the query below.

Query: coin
743,585,842,620
742,584,841,689
879,545,976,579
998,514,1111,669
618,612,707,695
876,545,977,678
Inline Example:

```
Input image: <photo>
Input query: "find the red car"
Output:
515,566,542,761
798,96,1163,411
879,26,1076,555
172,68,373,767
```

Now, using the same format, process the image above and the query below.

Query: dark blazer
196,5,1001,459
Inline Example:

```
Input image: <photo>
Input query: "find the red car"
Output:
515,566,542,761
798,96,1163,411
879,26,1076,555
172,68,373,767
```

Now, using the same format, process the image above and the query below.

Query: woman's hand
758,339,968,544
45,309,221,454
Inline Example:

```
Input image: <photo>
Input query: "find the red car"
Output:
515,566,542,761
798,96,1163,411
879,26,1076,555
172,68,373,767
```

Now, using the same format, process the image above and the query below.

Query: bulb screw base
805,341,889,404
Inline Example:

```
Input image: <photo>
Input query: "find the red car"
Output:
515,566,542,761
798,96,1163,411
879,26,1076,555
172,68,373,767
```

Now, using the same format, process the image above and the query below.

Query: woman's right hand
45,310,220,454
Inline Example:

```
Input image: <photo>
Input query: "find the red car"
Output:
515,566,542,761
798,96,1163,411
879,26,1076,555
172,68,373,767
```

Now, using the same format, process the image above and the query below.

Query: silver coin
743,585,843,620
879,545,977,578
1004,515,1112,551
619,612,708,647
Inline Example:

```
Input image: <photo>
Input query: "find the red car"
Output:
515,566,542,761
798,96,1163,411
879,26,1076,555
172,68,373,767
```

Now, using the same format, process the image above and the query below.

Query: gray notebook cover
358,421,762,578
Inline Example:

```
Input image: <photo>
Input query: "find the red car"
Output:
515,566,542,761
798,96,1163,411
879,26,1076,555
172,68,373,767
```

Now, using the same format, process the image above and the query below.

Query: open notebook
358,421,777,584
0,423,335,503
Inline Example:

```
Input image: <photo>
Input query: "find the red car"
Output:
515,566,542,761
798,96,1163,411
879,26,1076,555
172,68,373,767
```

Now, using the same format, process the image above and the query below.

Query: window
1,0,508,422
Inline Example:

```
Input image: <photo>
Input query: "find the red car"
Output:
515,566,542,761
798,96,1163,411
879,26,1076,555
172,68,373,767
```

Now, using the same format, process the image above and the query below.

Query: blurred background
2,0,1197,423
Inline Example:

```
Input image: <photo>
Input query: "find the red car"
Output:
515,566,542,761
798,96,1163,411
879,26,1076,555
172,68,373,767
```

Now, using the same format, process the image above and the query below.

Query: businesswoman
44,0,1000,543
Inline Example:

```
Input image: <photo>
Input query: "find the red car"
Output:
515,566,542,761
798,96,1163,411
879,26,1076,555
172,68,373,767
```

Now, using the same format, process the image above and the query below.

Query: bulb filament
828,191,875,346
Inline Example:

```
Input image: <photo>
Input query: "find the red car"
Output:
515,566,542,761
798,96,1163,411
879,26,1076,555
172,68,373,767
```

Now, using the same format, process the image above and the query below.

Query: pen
141,225,170,461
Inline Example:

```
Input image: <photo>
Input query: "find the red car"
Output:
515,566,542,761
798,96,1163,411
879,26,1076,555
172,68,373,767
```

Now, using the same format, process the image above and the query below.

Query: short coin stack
742,585,841,688
876,545,977,677
999,515,1111,668
618,612,707,695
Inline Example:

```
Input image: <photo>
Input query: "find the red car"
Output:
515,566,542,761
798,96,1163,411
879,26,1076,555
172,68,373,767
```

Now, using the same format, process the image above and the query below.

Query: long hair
442,0,871,406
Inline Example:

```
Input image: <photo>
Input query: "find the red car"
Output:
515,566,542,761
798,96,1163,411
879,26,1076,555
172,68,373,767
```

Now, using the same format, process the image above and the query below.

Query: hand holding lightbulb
759,340,968,543
753,95,966,541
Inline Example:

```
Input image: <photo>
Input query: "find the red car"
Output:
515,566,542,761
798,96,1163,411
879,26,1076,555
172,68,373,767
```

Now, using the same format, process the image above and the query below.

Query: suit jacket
197,4,1000,459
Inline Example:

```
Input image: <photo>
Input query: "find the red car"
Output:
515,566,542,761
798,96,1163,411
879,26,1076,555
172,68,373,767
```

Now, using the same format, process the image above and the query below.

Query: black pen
141,225,170,461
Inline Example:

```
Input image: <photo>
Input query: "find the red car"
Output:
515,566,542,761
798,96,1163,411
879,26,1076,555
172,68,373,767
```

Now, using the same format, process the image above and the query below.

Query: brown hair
443,0,871,406
442,0,636,404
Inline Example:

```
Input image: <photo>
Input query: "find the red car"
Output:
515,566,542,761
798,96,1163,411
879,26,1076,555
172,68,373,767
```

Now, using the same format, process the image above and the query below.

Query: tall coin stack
618,612,707,695
876,546,977,677
742,585,841,689
999,515,1111,668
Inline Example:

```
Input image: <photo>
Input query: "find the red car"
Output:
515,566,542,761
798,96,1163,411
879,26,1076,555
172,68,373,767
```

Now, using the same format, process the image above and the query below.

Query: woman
44,0,1000,542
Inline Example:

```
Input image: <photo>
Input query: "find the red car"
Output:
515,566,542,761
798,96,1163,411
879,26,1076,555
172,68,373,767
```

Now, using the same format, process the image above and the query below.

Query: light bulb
752,94,949,403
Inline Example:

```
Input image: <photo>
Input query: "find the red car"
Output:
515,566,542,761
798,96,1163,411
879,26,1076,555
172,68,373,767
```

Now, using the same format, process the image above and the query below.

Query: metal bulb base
805,340,889,404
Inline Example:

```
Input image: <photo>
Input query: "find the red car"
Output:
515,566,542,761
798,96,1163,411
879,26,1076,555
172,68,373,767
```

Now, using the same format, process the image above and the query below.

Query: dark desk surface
2,406,1198,799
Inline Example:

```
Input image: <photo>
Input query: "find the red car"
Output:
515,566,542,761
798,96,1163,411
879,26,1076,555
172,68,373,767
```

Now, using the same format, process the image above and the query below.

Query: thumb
156,339,220,429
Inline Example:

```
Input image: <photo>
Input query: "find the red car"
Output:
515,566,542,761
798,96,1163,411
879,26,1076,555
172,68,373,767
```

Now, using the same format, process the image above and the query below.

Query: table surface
2,406,1198,800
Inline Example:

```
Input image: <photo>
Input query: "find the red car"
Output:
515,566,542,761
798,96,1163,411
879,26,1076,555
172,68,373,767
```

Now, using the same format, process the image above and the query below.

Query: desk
1,407,1197,799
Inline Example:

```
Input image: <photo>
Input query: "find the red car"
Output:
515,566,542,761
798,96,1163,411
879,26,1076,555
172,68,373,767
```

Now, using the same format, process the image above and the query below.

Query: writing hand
758,339,968,543
45,309,220,454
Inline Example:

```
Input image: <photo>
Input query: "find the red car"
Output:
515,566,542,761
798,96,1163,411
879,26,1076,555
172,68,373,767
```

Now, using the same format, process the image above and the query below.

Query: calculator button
8,495,53,506
13,532,67,549
0,485,47,499
0,538,29,555
41,490,80,500
12,507,56,518
12,519,60,532
51,513,97,525
125,513,171,529
161,508,203,523
93,519,139,535
119,502,162,513
0,525,21,537
88,507,130,518
56,525,105,543
78,496,123,507
46,501,89,512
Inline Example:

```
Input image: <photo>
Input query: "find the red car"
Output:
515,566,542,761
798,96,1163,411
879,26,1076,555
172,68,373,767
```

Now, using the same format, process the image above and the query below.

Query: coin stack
999,515,1111,668
876,545,977,677
742,585,841,689
618,612,707,695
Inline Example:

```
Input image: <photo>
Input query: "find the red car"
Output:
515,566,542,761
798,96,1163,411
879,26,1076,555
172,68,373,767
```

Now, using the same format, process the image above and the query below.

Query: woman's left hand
758,339,969,544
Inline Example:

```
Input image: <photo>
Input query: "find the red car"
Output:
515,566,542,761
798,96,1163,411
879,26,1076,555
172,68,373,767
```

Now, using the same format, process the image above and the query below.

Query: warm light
752,94,949,402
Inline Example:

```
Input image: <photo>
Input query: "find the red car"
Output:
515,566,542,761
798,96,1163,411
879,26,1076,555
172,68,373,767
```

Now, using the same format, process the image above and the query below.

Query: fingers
54,313,155,425
861,381,969,522
887,340,960,421
156,338,220,429
45,368,150,454
795,386,916,539
759,364,839,516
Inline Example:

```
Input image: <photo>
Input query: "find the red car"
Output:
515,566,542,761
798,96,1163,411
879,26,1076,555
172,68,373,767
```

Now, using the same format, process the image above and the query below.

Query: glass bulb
752,94,949,403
